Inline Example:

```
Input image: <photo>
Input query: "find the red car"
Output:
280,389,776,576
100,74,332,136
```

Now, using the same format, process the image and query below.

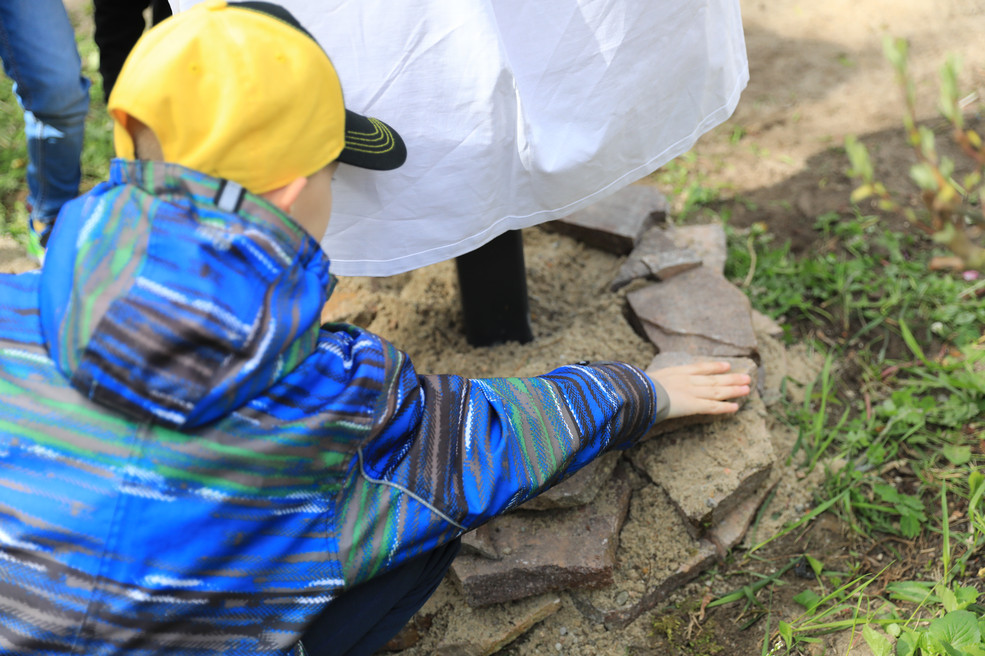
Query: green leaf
899,318,929,365
793,589,821,611
887,581,936,604
851,183,875,203
942,444,972,465
910,162,939,191
863,624,893,656
955,585,981,609
969,471,984,497
928,611,982,650
939,585,960,613
900,514,921,539
778,620,793,649
874,483,901,504
895,629,919,656
805,554,824,579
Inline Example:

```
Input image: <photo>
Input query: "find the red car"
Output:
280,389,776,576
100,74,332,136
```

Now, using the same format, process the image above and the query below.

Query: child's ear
261,177,308,212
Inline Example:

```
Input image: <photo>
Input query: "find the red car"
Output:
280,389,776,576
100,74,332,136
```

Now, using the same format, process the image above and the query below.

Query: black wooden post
455,230,534,346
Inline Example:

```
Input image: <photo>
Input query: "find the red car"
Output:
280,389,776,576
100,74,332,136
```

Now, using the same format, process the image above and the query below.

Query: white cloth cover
170,0,748,276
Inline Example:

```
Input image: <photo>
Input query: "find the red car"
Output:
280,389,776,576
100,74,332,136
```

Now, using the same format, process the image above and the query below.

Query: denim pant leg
300,538,461,656
0,0,90,224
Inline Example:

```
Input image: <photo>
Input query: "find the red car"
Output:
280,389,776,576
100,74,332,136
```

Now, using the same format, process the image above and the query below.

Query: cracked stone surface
627,266,758,357
545,185,668,255
451,472,632,607
610,227,702,291
670,223,728,274
569,483,718,629
631,395,775,535
436,592,562,656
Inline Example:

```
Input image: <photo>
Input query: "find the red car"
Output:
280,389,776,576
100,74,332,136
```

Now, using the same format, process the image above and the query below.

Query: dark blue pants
300,538,461,656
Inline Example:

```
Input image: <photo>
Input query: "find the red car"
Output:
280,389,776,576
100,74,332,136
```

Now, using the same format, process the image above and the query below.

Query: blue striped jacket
0,160,659,654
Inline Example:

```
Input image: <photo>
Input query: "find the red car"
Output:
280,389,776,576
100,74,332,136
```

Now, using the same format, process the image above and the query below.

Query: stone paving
387,184,791,653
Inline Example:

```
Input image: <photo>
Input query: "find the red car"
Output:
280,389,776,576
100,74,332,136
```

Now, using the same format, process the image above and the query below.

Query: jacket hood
39,159,332,428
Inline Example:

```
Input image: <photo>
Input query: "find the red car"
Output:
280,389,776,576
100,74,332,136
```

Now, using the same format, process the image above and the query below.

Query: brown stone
450,473,632,607
569,484,718,629
670,223,728,274
644,352,758,438
626,267,758,357
436,593,562,656
461,524,499,560
545,185,668,255
631,395,775,534
518,451,621,511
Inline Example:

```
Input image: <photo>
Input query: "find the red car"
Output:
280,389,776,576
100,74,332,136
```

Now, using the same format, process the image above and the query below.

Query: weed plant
721,210,985,653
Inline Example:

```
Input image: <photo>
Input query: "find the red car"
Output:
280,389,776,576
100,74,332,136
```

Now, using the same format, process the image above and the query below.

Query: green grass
711,204,985,653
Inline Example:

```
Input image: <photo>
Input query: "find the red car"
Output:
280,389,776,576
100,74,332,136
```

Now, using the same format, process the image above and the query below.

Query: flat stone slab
627,267,758,357
610,227,702,291
518,451,621,511
461,524,499,560
437,593,563,656
451,473,632,607
671,223,728,274
546,185,668,255
707,477,778,555
644,352,758,438
569,484,718,629
631,395,775,535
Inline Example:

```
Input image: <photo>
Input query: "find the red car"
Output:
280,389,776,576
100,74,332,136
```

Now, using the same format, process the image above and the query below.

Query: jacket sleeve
323,323,661,585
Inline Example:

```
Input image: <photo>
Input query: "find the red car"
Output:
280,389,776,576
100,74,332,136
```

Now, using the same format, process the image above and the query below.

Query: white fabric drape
170,0,748,276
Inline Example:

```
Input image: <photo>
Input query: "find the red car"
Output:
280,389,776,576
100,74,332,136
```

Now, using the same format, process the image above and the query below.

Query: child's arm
647,361,751,419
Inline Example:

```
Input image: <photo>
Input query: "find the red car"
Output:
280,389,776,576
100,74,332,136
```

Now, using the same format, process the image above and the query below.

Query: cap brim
338,110,407,170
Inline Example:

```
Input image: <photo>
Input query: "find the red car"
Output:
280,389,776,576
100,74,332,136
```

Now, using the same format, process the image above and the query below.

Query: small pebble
560,627,568,636
555,642,563,651
502,547,513,555
615,590,630,606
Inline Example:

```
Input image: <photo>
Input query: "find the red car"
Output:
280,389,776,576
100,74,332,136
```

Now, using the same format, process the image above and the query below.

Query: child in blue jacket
0,2,750,654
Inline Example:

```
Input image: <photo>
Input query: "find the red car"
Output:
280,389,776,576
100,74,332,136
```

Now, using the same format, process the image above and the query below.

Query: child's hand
647,361,751,420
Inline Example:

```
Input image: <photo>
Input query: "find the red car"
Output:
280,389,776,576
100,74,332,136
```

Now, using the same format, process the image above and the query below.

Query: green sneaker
26,216,53,265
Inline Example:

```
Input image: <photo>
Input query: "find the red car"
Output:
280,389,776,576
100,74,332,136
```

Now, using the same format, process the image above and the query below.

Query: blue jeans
0,0,89,225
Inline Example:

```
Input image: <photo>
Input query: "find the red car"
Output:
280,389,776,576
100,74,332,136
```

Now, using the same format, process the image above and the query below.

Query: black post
455,230,534,347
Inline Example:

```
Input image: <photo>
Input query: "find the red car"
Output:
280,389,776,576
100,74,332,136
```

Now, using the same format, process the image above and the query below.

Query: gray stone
461,525,500,560
437,593,562,656
627,267,758,357
631,395,775,535
751,309,785,338
707,478,778,555
644,352,758,438
546,185,668,255
670,223,728,274
518,451,621,511
610,227,701,291
451,473,632,607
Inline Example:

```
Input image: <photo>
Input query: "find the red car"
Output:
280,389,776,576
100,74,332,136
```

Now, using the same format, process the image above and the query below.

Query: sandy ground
3,0,982,653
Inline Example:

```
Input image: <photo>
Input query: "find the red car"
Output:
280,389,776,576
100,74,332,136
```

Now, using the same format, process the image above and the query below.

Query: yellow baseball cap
108,0,406,195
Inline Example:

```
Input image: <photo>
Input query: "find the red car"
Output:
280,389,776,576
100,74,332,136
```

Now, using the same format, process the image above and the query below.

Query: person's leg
300,538,461,656
92,0,154,101
0,0,89,245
